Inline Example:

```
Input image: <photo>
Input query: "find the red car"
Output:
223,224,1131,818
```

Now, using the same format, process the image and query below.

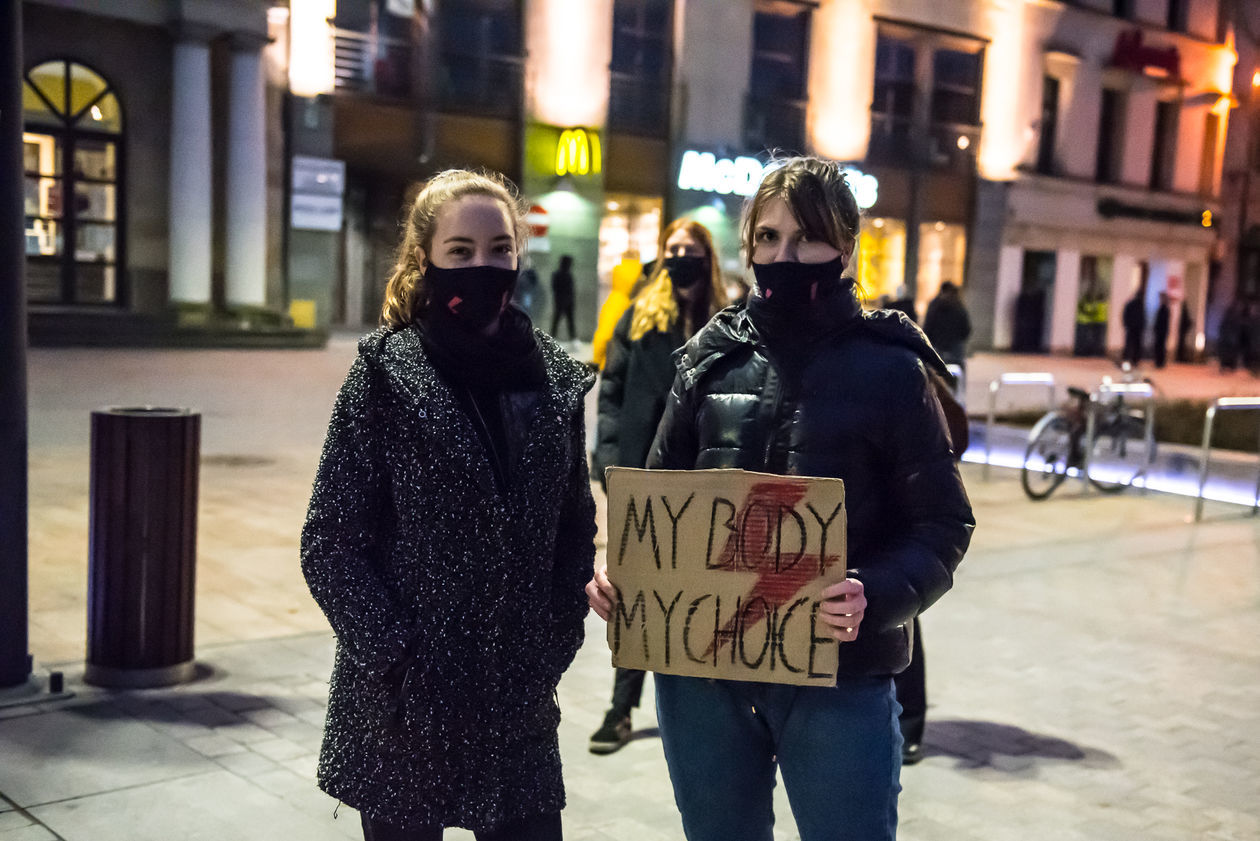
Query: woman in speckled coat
301,169,597,841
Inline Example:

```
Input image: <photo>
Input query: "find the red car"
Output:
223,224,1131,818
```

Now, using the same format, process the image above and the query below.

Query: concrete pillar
1050,248,1081,353
225,34,269,307
168,27,215,304
992,244,1023,350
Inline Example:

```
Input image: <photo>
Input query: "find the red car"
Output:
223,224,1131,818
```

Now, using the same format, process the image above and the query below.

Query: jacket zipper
463,385,508,496
760,363,783,470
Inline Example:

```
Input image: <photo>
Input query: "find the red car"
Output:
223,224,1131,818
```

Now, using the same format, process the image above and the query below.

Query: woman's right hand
586,565,615,621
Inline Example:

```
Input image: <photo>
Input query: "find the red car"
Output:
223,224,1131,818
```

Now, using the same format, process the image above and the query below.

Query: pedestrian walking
1175,302,1194,363
922,281,971,370
591,250,642,370
1122,291,1146,366
551,254,577,340
586,155,974,841
301,168,597,841
513,253,540,317
1218,298,1244,372
1152,292,1171,369
588,218,727,755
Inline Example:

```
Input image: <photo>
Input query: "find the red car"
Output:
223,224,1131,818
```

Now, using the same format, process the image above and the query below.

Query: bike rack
1193,396,1260,522
985,373,1055,478
1083,382,1156,494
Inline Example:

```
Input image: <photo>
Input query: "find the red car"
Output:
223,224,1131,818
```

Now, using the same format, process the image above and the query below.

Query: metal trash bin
85,407,200,688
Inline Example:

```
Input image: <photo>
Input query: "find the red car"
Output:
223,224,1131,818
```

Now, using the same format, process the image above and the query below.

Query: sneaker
588,711,632,755
901,742,924,766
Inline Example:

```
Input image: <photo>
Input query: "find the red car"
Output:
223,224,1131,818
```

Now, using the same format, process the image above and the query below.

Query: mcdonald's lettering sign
555,128,602,177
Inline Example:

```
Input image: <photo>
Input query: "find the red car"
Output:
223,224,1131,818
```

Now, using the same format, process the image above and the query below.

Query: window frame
22,58,126,307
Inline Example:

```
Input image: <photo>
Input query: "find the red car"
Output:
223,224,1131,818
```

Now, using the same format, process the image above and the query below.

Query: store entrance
1014,250,1055,352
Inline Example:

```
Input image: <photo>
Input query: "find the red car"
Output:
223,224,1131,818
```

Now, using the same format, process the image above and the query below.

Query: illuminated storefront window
856,218,966,317
23,60,123,305
598,195,662,288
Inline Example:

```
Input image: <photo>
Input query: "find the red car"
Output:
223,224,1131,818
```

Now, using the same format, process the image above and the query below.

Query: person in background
1122,291,1146,367
1218,298,1244,372
591,249,642,370
1152,292,1171,369
586,156,973,841
302,168,596,841
922,281,972,372
588,218,727,754
513,253,540,318
888,285,917,322
550,254,577,341
1175,301,1194,363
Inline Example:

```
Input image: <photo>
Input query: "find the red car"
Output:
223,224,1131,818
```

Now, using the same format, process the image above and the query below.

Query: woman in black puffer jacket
587,156,973,841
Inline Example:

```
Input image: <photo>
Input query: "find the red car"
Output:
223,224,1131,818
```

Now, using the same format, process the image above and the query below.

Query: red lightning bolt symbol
704,480,845,660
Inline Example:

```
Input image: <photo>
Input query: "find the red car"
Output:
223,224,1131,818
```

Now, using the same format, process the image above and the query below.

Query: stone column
225,32,269,307
168,25,215,305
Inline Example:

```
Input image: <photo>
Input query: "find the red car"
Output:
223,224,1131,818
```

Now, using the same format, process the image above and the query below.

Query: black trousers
1122,330,1143,366
892,617,926,745
610,666,646,716
361,811,561,841
551,306,575,340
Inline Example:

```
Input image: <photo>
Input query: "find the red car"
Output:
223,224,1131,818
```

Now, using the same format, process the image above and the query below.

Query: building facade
21,0,294,345
20,0,1248,356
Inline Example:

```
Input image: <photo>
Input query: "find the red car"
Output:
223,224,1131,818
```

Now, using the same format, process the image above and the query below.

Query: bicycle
1020,378,1153,501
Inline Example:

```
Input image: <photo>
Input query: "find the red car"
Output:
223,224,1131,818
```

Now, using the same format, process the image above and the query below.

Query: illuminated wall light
90,104,102,121
1201,210,1213,228
977,0,1028,180
957,135,970,151
807,0,871,161
530,0,612,127
1253,69,1260,88
289,0,336,97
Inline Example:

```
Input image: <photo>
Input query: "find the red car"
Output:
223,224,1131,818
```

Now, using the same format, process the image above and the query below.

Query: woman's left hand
818,578,866,642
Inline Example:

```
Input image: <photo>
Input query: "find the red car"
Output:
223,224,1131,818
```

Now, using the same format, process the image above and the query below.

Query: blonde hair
629,219,728,342
381,169,529,328
740,155,860,268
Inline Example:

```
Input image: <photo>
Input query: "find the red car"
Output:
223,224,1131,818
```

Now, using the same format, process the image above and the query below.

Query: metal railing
1194,397,1260,521
1083,381,1156,493
334,28,414,98
985,373,1055,478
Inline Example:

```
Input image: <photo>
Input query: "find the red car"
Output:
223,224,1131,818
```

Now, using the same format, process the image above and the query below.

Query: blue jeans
655,674,902,841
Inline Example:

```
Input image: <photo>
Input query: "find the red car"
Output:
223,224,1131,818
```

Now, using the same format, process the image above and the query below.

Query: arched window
23,60,123,305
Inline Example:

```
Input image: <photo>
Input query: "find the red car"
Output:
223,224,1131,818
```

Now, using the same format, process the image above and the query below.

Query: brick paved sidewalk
5,464,1259,841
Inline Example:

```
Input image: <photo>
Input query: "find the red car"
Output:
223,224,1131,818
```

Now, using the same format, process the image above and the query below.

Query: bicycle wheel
1021,414,1074,500
1088,413,1148,493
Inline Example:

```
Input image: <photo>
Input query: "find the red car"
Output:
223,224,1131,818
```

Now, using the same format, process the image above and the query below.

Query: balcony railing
333,28,414,100
608,71,670,136
743,95,807,154
867,112,980,174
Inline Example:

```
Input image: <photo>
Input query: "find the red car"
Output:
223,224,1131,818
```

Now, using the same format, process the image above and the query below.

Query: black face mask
425,264,517,331
751,256,846,311
663,255,709,291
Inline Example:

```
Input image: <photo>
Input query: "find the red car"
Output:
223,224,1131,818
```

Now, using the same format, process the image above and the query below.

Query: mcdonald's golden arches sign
555,128,602,177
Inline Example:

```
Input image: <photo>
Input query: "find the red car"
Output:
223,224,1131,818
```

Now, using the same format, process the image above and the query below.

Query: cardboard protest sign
605,467,847,686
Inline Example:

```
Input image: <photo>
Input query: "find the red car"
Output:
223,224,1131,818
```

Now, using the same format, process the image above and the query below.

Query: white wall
1050,248,1081,353
993,245,1024,350
676,0,753,147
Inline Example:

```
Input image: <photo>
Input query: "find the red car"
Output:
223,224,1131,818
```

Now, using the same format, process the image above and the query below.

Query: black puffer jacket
595,308,685,481
648,283,974,677
301,325,596,831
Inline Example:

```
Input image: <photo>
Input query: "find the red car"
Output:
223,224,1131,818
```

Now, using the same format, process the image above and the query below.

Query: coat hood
674,284,949,390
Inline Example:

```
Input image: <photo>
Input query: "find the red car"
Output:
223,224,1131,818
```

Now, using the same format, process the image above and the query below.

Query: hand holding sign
601,467,849,686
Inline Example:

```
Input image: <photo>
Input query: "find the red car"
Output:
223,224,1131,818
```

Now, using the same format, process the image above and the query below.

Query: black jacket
647,284,974,677
301,325,596,831
595,308,684,481
923,295,972,365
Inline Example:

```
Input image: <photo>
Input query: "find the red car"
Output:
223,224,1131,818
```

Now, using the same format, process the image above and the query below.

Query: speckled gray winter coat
300,324,596,831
